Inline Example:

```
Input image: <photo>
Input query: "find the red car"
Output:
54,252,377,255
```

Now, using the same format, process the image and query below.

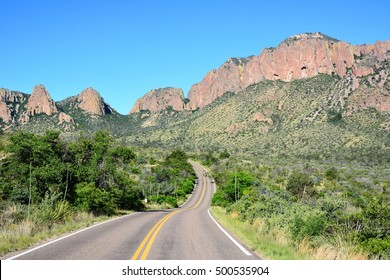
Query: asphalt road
7,161,259,260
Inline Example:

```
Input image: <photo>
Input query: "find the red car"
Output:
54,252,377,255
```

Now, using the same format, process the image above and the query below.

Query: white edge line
208,209,252,256
6,212,139,260
189,161,251,256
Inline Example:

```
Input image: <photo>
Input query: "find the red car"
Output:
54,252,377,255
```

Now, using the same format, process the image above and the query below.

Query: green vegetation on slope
208,156,390,259
125,73,390,164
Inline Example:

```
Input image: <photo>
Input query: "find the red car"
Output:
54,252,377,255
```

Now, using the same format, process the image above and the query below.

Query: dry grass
146,202,175,210
210,206,308,260
297,236,369,260
0,205,128,258
211,206,371,260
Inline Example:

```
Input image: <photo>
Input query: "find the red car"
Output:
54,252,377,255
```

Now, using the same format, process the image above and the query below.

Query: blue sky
1,0,389,114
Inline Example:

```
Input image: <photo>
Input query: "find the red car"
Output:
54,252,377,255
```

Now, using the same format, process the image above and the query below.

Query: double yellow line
130,209,184,260
130,164,207,260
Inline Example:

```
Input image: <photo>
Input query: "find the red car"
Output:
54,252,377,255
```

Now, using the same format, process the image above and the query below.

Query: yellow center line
130,163,208,260
191,167,207,209
130,210,177,260
140,209,184,259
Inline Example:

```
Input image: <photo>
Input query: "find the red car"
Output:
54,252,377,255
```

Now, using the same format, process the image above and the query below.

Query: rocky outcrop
0,88,26,104
25,85,58,117
0,102,12,123
187,32,390,110
187,57,254,110
58,112,74,124
18,85,75,125
130,87,185,113
258,33,389,81
0,88,27,123
76,87,111,115
252,112,273,125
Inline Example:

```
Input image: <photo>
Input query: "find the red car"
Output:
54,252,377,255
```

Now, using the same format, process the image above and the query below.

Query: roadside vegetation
0,130,194,256
1,128,388,260
203,153,390,260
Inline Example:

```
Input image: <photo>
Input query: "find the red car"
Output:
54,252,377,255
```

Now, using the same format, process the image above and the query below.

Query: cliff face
187,57,254,111
0,101,12,123
130,87,185,113
0,88,27,123
186,32,390,110
258,33,389,81
76,87,111,115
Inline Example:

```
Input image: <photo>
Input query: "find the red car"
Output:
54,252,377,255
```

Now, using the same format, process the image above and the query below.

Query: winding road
7,161,258,260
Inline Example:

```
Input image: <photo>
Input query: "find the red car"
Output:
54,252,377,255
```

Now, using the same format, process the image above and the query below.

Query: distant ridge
1,32,389,136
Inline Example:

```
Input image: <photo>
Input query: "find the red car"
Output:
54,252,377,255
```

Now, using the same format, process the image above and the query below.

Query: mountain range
1,32,389,158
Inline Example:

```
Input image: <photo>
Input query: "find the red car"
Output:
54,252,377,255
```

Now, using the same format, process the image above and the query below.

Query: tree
0,131,66,203
219,149,231,159
0,130,145,214
222,171,254,204
286,171,314,200
325,167,338,180
327,110,343,124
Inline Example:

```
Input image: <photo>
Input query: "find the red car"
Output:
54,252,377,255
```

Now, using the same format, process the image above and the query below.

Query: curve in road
7,161,259,260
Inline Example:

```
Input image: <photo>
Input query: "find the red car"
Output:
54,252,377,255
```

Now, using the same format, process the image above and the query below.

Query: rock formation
0,101,12,123
76,87,111,115
58,112,74,124
0,88,27,123
25,85,58,117
130,87,185,113
186,32,390,110
258,33,389,81
187,57,253,110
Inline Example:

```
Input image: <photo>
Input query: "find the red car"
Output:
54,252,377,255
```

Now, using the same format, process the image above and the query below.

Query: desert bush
290,211,327,242
286,171,315,200
75,182,116,215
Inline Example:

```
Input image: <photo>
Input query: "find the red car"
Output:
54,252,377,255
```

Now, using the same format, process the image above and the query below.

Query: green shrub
286,171,315,199
325,167,338,180
181,178,195,194
32,192,71,226
361,236,390,259
156,196,177,207
327,110,343,124
360,198,390,239
117,187,144,211
211,190,229,207
219,150,230,159
152,195,178,208
290,212,327,241
75,182,116,215
109,146,136,164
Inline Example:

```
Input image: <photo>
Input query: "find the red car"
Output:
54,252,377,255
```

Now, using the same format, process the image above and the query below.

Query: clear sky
1,0,389,114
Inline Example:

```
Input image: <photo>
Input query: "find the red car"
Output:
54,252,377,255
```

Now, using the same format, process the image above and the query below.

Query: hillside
125,68,390,161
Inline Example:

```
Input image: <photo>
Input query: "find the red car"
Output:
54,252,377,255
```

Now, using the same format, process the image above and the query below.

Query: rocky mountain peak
26,84,58,117
130,87,185,113
76,87,111,115
0,88,27,124
280,32,339,46
186,33,390,110
225,56,253,66
1,88,25,103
